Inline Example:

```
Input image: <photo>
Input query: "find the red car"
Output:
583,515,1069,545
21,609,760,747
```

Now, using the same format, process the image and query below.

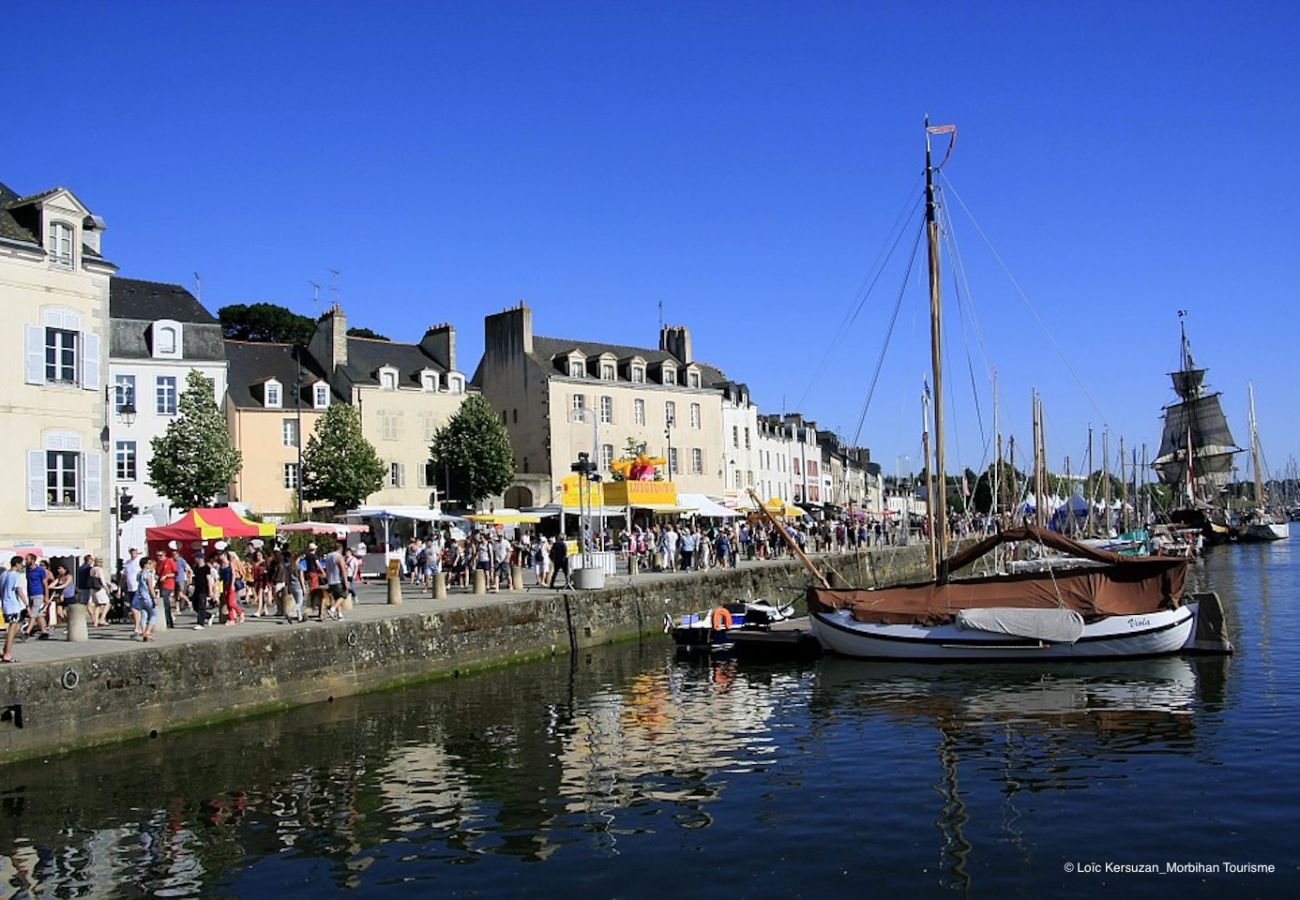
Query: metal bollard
433,572,447,599
510,565,524,591
472,569,486,595
65,602,89,642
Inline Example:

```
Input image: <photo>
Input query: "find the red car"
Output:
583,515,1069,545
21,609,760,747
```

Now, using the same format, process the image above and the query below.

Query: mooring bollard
510,565,524,591
629,556,639,576
472,569,486,595
153,600,168,635
387,573,403,605
433,572,447,599
65,602,89,642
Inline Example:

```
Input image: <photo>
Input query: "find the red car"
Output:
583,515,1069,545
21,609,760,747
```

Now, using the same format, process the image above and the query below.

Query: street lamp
294,347,305,519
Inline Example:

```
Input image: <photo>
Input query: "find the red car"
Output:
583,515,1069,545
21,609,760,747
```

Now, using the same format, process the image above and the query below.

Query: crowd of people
0,539,370,663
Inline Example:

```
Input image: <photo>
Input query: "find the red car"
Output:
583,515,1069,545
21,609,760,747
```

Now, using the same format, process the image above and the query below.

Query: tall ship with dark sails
1151,314,1241,545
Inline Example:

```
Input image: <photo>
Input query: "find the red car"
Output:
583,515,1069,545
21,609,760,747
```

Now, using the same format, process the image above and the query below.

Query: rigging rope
849,217,926,451
939,172,1112,430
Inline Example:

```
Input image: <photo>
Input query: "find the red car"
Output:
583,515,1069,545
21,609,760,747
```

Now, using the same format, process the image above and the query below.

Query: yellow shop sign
603,480,678,508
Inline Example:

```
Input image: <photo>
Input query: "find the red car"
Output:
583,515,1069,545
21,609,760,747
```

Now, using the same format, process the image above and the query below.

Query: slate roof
111,277,218,324
337,336,448,388
0,181,38,245
529,335,727,387
224,340,333,410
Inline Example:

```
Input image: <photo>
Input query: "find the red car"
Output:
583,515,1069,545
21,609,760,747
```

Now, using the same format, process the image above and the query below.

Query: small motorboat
664,599,795,652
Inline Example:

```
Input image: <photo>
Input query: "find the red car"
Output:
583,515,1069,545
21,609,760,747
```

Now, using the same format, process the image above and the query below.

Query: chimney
420,323,457,371
309,303,348,372
484,301,533,364
659,324,692,365
81,213,106,255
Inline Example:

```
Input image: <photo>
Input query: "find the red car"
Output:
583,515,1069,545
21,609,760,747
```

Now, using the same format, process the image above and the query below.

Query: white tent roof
347,506,464,523
678,493,741,518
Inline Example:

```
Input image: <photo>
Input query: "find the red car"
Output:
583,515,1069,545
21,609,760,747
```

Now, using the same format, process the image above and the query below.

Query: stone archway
503,485,534,509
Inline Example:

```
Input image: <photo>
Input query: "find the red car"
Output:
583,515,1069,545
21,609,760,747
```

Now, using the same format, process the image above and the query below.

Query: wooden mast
924,118,951,575
1249,381,1265,509
1120,435,1129,532
1102,427,1112,536
923,387,937,578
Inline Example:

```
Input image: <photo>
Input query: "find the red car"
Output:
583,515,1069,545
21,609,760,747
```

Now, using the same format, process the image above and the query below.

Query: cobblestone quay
0,545,933,764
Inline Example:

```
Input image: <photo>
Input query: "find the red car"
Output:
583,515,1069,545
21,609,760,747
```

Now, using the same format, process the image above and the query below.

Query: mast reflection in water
1,541,1298,897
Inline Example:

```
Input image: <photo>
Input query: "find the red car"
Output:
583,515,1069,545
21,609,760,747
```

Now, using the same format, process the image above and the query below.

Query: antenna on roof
308,280,322,304
193,272,201,304
658,299,664,334
328,268,341,304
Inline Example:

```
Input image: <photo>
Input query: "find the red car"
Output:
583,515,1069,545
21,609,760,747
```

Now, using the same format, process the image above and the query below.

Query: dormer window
379,367,398,390
446,373,464,394
421,371,439,392
265,379,282,408
662,365,677,386
48,221,74,270
687,369,701,388
313,382,330,409
601,363,616,381
631,365,645,383
151,320,183,359
568,361,584,377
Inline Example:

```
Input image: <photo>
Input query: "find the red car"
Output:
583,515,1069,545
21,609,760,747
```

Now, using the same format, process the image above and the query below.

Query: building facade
719,381,761,506
755,414,795,504
109,277,228,545
1,182,116,560
473,304,729,508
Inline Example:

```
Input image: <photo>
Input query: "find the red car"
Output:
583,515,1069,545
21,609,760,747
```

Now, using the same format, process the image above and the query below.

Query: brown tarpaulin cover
810,526,1187,626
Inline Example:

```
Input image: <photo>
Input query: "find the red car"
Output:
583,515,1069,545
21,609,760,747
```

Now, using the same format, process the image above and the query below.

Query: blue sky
8,1,1298,480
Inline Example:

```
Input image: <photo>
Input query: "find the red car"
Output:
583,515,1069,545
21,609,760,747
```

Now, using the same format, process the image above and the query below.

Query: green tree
148,369,242,510
219,302,315,345
301,404,387,511
429,395,516,508
347,326,389,341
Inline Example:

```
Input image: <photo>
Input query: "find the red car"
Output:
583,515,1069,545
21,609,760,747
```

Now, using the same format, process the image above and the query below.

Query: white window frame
156,375,178,416
601,363,616,381
264,379,282,409
283,462,300,490
390,461,404,488
568,360,584,378
115,374,136,412
668,447,678,475
665,401,676,426
48,220,74,270
691,448,703,474
47,449,80,508
688,369,701,388
572,394,586,411
662,366,677,386
379,367,398,390
631,365,646,384
152,320,183,359
634,398,645,426
282,418,299,447
313,382,330,409
45,327,79,384
599,395,614,424
422,371,439,392
115,440,137,481
446,374,464,394
601,443,615,472
690,403,701,429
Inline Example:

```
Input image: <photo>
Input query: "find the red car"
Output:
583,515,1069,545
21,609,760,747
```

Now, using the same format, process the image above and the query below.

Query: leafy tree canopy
148,369,242,510
219,302,315,345
347,327,389,341
301,404,387,511
429,395,516,509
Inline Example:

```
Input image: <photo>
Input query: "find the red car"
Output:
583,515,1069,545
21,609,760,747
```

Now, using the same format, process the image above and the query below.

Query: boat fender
663,613,674,634
711,607,734,631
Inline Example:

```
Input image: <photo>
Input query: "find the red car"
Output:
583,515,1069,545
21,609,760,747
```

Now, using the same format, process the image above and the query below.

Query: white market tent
678,493,741,518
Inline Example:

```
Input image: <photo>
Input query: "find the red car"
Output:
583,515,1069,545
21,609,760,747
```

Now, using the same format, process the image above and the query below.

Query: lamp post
294,348,305,519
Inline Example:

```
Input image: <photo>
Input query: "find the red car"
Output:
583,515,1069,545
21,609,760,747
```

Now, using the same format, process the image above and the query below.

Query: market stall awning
347,506,464,523
146,507,275,544
277,521,369,534
466,511,543,524
678,493,741,518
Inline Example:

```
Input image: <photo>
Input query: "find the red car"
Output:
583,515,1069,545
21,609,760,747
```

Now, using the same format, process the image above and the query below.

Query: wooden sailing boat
1151,314,1240,545
1236,382,1290,543
786,121,1210,660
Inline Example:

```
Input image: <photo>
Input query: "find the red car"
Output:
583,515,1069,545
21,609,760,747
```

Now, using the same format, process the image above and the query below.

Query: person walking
321,541,348,621
21,554,51,640
548,535,571,589
89,558,111,626
133,557,160,641
156,549,178,629
285,549,306,622
2,557,28,662
190,551,213,629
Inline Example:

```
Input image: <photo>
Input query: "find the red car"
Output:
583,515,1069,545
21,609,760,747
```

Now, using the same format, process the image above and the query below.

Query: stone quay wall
0,544,933,764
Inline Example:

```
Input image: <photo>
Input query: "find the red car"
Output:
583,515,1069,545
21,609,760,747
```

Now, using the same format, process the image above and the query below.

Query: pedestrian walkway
2,553,827,668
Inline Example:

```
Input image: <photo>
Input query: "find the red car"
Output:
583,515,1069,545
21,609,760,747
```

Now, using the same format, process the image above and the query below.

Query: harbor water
1,538,1297,897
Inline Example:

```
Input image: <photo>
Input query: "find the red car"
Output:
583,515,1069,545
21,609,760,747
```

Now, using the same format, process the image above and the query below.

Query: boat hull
1236,521,1290,543
810,605,1196,661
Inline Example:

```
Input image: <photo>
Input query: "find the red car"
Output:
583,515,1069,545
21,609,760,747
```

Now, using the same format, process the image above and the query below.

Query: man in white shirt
122,548,142,632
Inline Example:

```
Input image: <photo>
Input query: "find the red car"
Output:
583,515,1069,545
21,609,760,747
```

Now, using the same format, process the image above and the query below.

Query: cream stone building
473,303,728,508
226,307,470,518
1,181,116,561
307,307,469,508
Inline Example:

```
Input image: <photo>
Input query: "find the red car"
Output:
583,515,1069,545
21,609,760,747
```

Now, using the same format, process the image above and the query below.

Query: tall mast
1120,435,1129,533
992,367,1000,532
1103,427,1112,535
925,118,951,573
1250,381,1265,508
1086,424,1094,535
922,386,937,579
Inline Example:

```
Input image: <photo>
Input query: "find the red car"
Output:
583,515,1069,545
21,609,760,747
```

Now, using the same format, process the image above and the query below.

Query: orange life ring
711,607,734,631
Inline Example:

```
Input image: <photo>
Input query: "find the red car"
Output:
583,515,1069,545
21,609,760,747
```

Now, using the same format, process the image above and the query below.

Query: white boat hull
810,605,1196,661
1237,521,1290,542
